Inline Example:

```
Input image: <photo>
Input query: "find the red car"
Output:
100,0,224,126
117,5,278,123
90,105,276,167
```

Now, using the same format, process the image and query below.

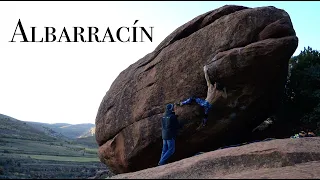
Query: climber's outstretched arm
203,65,213,87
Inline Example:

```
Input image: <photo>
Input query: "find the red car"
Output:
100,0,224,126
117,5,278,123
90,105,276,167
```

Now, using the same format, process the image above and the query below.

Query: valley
0,114,112,179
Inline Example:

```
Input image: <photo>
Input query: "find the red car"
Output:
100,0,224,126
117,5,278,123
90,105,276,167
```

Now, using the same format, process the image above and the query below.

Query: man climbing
158,103,181,166
177,65,227,128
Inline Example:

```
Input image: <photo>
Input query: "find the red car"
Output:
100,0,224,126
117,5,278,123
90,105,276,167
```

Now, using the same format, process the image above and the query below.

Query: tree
284,46,320,135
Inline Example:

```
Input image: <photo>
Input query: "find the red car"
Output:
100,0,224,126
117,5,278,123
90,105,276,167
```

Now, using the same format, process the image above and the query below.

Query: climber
158,103,181,166
177,65,227,128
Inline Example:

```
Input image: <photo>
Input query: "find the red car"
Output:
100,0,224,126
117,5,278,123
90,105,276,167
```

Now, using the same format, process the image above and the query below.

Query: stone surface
95,5,298,173
108,138,320,179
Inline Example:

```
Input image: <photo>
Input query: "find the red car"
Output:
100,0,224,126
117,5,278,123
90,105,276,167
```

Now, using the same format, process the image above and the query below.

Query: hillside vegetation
0,114,56,141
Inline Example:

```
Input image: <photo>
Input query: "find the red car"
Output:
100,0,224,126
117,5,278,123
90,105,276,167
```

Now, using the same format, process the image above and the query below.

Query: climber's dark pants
158,139,175,166
181,97,212,125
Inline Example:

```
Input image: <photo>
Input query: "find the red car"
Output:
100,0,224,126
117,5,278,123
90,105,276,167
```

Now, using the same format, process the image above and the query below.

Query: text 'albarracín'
9,19,154,43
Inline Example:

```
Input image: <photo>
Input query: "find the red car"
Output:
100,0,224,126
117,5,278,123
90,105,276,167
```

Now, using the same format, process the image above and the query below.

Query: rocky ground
108,137,320,179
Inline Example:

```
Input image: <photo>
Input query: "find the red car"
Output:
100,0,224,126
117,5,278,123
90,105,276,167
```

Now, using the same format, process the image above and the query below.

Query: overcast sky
0,1,319,124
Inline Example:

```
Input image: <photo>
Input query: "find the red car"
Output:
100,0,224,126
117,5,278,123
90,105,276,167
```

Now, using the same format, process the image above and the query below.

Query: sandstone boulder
108,137,320,179
95,5,298,173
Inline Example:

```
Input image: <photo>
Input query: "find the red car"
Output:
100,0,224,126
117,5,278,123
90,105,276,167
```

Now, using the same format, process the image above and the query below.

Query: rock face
108,138,320,179
95,5,298,173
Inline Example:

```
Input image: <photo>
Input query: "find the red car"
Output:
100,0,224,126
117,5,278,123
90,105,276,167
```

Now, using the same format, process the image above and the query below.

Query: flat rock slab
109,137,320,179
215,161,320,179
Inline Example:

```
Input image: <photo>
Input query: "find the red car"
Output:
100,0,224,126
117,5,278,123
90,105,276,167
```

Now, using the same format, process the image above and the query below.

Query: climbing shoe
299,131,306,137
307,132,316,137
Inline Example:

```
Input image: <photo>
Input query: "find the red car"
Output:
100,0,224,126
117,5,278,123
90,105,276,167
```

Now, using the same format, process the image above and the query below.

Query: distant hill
0,114,57,141
25,122,69,140
26,122,95,139
73,136,98,148
0,113,95,140
79,127,95,138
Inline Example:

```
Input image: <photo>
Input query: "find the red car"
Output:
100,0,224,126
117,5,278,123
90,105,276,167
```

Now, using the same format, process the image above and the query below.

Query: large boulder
108,137,320,179
95,5,298,174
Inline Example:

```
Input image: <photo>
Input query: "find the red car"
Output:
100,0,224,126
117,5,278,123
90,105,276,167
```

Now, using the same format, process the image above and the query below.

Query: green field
0,138,97,157
27,154,99,162
1,152,99,162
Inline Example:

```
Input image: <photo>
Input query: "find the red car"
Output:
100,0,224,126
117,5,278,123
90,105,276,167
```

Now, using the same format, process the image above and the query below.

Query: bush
0,166,3,175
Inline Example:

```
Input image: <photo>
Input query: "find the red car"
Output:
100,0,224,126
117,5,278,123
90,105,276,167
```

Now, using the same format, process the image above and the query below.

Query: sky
0,1,319,125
